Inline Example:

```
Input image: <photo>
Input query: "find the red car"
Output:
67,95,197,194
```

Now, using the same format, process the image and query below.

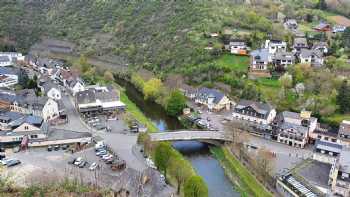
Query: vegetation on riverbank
210,146,273,197
0,177,113,197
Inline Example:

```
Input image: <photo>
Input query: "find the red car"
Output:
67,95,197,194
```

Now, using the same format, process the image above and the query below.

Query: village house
299,48,324,67
272,52,295,69
338,120,350,147
194,87,232,111
293,37,308,53
264,39,287,54
232,100,276,125
313,22,331,32
0,52,24,67
228,40,248,55
0,56,12,67
179,84,197,100
313,139,342,164
275,111,317,148
249,48,270,74
38,80,61,100
75,85,125,116
284,19,298,30
310,124,339,144
0,111,46,145
333,25,347,33
312,41,328,55
0,89,59,121
329,148,350,196
0,67,20,88
67,78,85,96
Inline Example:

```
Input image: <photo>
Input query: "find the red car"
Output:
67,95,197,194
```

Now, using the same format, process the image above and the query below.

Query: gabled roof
235,100,273,115
300,49,323,59
250,48,269,62
197,87,225,104
273,52,295,61
280,122,308,135
41,81,58,94
76,89,96,105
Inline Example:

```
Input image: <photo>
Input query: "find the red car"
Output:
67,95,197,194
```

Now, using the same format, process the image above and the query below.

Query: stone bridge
149,130,233,145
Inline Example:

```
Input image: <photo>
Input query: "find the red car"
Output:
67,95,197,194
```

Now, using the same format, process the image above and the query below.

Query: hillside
0,0,275,70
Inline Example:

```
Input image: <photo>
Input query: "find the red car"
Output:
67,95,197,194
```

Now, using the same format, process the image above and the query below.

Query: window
317,135,322,139
331,138,337,142
325,137,329,141
24,126,29,130
30,135,38,139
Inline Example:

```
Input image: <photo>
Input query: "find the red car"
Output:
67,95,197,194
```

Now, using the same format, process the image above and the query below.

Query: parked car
89,162,98,170
105,158,114,164
78,161,87,168
102,154,113,161
1,158,15,165
47,145,53,151
54,145,60,151
95,141,105,150
6,159,21,167
96,150,107,156
61,144,69,150
74,157,83,166
68,158,76,165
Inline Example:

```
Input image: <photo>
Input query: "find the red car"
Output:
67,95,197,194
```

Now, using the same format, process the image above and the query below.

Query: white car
89,162,98,171
102,154,113,160
74,157,83,165
0,158,15,165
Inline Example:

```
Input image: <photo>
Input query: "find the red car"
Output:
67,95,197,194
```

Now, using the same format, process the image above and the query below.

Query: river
115,77,240,197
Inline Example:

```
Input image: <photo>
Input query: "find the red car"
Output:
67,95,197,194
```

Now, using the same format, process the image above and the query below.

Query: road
53,91,147,171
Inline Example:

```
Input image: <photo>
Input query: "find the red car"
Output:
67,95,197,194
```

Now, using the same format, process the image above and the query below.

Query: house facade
272,52,295,69
0,52,24,67
313,139,342,164
194,87,232,111
229,40,248,55
232,100,276,125
265,39,287,54
299,49,324,67
250,48,270,71
275,111,317,148
338,120,350,147
329,148,350,197
76,85,125,116
68,79,85,96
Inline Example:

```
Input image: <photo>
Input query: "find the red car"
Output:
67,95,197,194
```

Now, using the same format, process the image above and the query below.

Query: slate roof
280,122,308,135
235,100,273,115
76,89,96,105
46,128,92,141
273,52,295,61
293,37,308,46
196,87,225,104
41,81,57,94
300,49,323,59
315,139,342,153
250,48,269,62
0,56,10,63
0,89,49,110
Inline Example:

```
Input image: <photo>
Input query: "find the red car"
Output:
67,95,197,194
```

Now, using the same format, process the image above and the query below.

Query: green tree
169,154,193,194
165,90,187,116
103,70,114,81
143,78,163,100
317,0,327,10
342,27,350,49
337,80,350,113
184,175,208,197
154,142,172,179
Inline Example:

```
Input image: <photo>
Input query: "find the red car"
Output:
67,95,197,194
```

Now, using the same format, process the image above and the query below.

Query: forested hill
0,0,274,69
0,0,349,71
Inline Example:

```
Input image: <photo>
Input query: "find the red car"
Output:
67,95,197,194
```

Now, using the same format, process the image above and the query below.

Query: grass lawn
322,113,350,125
120,91,158,132
256,78,280,88
215,54,249,72
211,147,273,197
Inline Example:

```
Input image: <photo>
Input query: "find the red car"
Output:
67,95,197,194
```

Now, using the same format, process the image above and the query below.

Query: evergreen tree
317,0,327,10
337,80,350,113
